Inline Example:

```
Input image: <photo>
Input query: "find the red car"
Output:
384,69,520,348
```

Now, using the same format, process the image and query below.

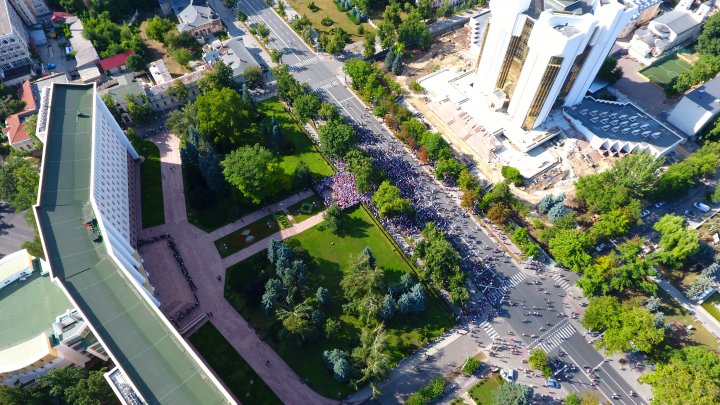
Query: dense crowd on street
138,234,200,325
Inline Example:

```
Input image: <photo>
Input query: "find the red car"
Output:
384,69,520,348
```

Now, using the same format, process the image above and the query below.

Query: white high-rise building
474,0,636,130
8,0,51,25
0,0,31,72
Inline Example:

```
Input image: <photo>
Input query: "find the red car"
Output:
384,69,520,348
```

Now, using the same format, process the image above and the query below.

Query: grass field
185,98,334,232
468,375,504,405
224,205,454,398
189,323,281,405
287,193,325,223
640,54,693,87
701,293,720,323
285,0,372,42
137,139,165,228
214,215,281,258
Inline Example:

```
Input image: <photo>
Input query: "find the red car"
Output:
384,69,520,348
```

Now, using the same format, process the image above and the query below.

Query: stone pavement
139,132,336,405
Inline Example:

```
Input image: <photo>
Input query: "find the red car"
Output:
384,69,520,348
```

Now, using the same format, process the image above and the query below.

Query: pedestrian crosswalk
551,273,571,290
317,79,340,90
529,322,576,353
288,56,319,71
479,320,500,341
507,272,527,288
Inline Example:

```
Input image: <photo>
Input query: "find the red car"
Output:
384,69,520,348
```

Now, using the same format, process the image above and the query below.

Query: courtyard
223,204,454,397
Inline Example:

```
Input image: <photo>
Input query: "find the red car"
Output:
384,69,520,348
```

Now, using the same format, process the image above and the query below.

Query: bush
308,1,319,11
547,203,567,223
410,80,425,92
321,17,334,26
334,0,351,11
463,357,482,375
501,165,523,186
407,377,446,405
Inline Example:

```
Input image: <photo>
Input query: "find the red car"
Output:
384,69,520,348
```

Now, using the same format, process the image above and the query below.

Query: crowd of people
138,234,200,326
315,162,366,209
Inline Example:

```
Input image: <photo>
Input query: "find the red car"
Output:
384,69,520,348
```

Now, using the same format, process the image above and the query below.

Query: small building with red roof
99,50,136,75
2,80,38,151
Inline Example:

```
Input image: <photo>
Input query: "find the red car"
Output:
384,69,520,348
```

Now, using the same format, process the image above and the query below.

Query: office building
0,0,32,73
473,0,636,131
33,83,235,404
8,0,51,25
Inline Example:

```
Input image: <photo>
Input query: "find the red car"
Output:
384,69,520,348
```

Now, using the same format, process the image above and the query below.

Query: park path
207,189,314,241
221,211,325,268
141,133,336,405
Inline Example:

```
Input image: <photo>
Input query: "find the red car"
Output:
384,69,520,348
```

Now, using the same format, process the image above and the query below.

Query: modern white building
8,0,51,25
473,0,636,131
628,0,712,62
667,75,720,137
34,83,234,405
0,0,32,73
617,0,662,38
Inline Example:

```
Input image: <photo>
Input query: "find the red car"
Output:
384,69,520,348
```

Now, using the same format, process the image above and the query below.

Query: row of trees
376,3,432,50
0,366,114,405
414,223,469,305
82,11,147,60
671,12,720,95
640,346,720,405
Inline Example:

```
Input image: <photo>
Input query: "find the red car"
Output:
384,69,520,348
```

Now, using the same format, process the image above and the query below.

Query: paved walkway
656,277,720,339
207,190,313,241
140,132,336,405
222,212,324,267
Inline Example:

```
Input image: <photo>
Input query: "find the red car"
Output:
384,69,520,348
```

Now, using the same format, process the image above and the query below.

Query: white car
641,209,651,218
693,202,711,212
501,368,518,382
655,201,666,208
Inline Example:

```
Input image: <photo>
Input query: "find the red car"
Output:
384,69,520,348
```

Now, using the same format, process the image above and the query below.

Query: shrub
547,203,567,223
308,1,320,11
407,377,446,405
410,80,425,92
463,357,482,375
501,165,523,186
321,17,334,26
322,349,350,382
334,0,351,11
538,194,554,214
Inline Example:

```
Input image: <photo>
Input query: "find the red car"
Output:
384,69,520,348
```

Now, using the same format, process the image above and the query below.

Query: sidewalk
207,190,314,240
656,277,720,339
221,211,325,267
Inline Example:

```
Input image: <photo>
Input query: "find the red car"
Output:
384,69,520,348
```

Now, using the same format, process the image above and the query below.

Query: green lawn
639,54,693,87
224,205,454,398
468,375,504,405
287,193,325,223
189,323,281,405
285,0,372,42
214,215,281,258
137,139,165,228
184,98,333,232
701,293,720,323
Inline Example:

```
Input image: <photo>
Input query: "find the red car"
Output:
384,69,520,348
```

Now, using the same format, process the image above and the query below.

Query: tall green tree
64,368,115,405
494,383,531,405
371,180,413,217
293,92,321,123
640,348,720,405
125,93,153,123
195,87,255,152
0,156,39,212
318,118,356,157
222,144,287,203
38,366,85,398
548,229,592,272
653,214,700,267
166,81,189,102
242,66,263,89
346,149,381,192
145,15,175,41
198,60,237,92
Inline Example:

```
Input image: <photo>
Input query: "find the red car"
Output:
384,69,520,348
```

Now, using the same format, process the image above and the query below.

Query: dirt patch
139,20,190,76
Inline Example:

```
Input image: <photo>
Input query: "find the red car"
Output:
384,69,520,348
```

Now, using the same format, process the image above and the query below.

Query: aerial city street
1,0,720,404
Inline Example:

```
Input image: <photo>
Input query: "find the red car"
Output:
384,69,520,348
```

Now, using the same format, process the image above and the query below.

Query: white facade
617,0,662,38
0,0,32,71
473,0,635,130
8,0,51,25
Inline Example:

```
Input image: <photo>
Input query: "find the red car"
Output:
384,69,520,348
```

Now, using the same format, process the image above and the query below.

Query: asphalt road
217,1,646,402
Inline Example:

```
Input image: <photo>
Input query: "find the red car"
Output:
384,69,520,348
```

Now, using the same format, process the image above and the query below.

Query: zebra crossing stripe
532,323,576,352
317,80,340,90
508,272,527,287
551,273,571,290
480,321,500,340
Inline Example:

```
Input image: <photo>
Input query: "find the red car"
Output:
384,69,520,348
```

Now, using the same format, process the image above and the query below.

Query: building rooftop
0,265,72,350
99,50,135,71
204,37,258,79
684,74,720,114
565,96,685,155
99,73,146,102
67,17,100,68
654,9,700,34
177,0,219,32
34,83,232,405
0,0,12,36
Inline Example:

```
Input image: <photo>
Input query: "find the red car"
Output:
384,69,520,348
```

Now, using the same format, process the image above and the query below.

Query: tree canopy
372,180,413,217
641,347,720,405
582,296,664,354
222,144,288,203
494,383,531,405
0,155,39,212
653,214,700,268
548,229,592,272
318,118,356,157
195,87,256,153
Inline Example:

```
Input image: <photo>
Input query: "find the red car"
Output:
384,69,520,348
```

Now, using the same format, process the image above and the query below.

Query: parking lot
0,203,35,257
35,36,77,77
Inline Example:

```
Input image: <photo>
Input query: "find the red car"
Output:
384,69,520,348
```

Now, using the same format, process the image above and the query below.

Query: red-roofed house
99,50,136,75
2,80,38,151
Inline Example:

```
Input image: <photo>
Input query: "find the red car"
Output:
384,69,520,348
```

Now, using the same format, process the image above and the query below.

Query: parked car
655,201,666,208
684,209,696,219
595,243,607,252
693,202,711,212
545,379,560,388
641,209,651,218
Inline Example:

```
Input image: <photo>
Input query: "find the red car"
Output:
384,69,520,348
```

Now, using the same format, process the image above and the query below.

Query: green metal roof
0,270,72,350
34,84,232,405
